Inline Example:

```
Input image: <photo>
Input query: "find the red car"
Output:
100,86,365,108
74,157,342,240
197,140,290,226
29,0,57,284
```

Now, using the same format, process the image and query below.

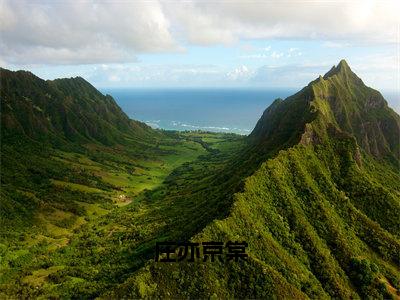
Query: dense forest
0,60,399,299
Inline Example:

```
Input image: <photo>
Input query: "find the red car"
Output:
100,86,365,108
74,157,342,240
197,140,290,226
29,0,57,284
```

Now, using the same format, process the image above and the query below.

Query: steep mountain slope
0,68,154,232
250,60,400,163
106,60,400,299
0,68,152,146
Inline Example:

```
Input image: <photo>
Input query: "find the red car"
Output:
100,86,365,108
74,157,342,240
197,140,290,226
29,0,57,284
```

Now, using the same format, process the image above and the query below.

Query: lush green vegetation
119,137,399,299
1,61,399,299
0,129,245,298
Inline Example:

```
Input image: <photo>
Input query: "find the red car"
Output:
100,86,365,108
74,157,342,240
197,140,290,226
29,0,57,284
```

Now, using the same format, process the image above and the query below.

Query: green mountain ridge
0,68,153,147
250,59,400,164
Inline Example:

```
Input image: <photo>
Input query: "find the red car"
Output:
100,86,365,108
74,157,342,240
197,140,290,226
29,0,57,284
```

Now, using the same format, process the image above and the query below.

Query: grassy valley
1,128,245,298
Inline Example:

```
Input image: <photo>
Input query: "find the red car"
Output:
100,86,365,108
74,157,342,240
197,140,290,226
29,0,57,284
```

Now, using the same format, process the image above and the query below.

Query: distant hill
0,68,153,146
0,68,163,239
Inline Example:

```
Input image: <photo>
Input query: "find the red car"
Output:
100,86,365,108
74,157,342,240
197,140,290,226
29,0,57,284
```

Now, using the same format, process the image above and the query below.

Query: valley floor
0,131,245,298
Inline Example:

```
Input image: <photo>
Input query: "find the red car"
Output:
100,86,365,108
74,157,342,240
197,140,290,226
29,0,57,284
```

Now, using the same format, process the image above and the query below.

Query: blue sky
1,0,399,98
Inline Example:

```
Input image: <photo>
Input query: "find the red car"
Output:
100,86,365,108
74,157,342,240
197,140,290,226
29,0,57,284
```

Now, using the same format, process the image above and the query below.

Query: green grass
23,266,65,287
51,180,105,194
0,131,244,298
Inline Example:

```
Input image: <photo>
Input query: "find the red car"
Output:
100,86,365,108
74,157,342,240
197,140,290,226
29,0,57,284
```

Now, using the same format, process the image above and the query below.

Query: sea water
101,88,297,135
102,88,399,135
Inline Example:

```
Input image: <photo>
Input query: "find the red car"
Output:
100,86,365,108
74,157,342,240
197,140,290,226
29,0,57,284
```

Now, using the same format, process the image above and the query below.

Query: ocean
101,88,297,135
101,88,399,135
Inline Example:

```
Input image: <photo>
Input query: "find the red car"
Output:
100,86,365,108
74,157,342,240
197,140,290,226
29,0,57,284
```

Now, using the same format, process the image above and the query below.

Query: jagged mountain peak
333,58,350,71
250,60,400,163
52,75,99,89
322,59,363,84
52,75,89,84
324,59,350,76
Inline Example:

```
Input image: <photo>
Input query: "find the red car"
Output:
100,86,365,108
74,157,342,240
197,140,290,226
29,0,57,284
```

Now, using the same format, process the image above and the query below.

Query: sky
0,0,399,95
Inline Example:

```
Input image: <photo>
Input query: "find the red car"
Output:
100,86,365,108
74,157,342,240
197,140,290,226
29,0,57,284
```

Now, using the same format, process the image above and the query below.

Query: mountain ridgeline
250,60,400,164
0,61,399,299
0,68,153,147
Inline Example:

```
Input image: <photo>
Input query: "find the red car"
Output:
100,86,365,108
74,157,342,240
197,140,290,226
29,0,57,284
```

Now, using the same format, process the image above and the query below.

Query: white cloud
286,47,302,58
271,51,284,59
85,63,259,87
164,0,399,46
238,45,274,59
250,53,399,92
0,0,398,65
251,63,330,87
108,74,121,82
226,65,253,81
349,53,398,91
322,41,350,48
87,64,231,87
239,54,269,59
0,0,179,65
